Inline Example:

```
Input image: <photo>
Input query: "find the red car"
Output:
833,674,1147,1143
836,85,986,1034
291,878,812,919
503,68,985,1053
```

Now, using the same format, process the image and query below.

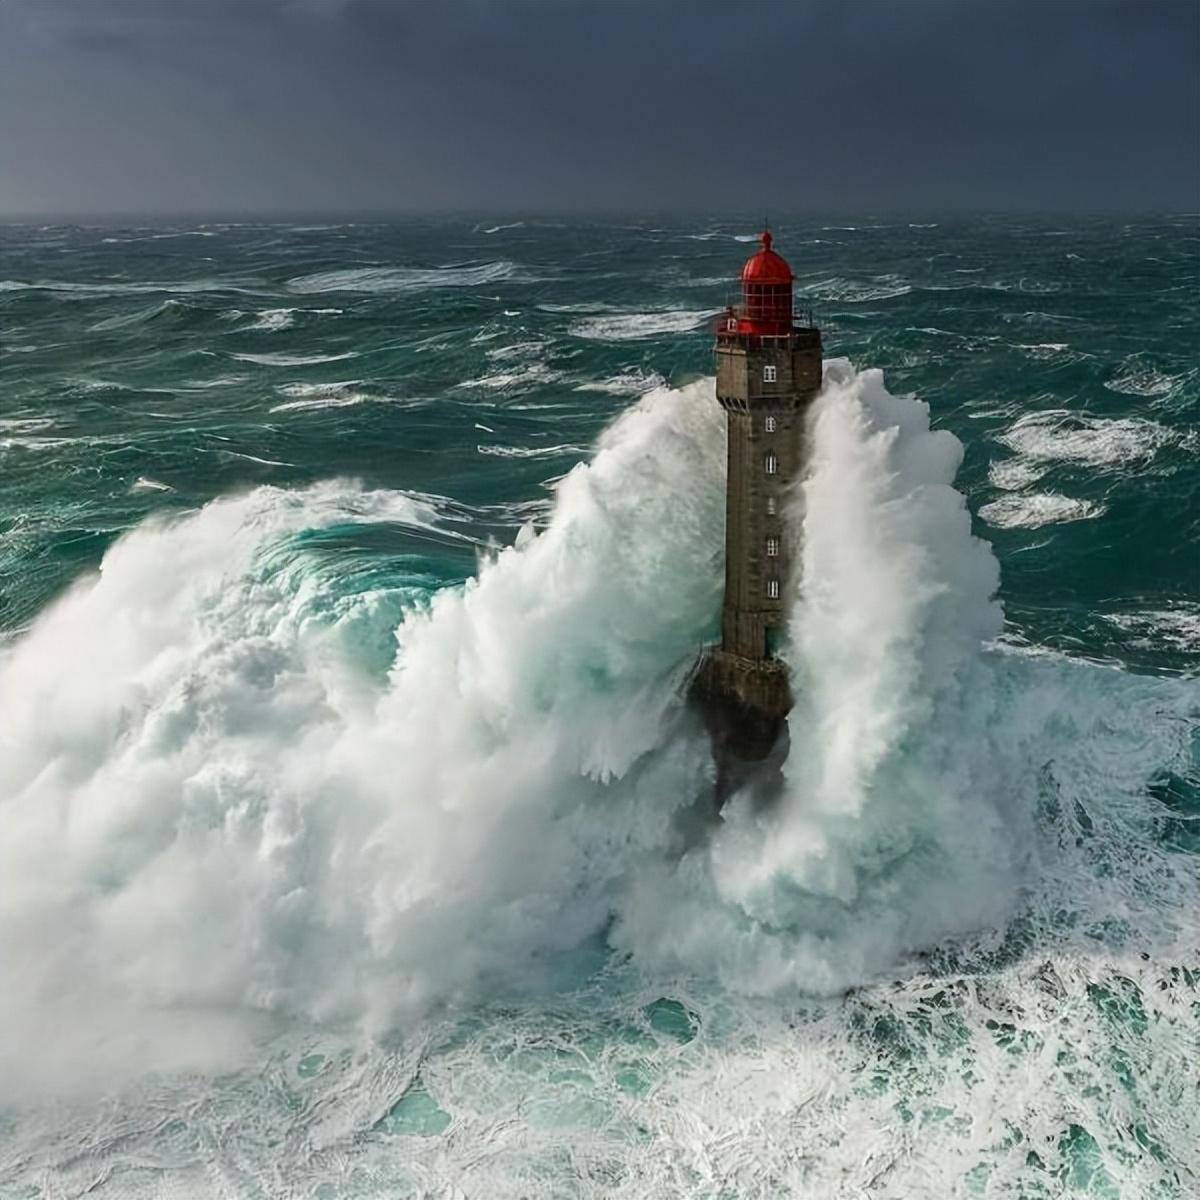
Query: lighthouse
691,231,823,793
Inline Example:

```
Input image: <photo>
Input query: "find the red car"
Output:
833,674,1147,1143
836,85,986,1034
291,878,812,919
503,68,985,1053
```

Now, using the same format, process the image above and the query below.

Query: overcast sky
1,0,1197,217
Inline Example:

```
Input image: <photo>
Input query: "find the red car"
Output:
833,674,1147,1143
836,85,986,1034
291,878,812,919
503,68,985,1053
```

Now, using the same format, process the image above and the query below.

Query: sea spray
611,363,1022,992
0,380,722,1088
1,359,1034,1087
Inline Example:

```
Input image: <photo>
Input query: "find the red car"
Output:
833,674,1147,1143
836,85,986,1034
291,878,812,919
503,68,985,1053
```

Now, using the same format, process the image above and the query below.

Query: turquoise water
0,216,1197,1197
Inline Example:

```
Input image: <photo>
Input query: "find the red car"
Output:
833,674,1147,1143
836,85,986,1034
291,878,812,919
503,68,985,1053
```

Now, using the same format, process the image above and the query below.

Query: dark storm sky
1,0,1197,217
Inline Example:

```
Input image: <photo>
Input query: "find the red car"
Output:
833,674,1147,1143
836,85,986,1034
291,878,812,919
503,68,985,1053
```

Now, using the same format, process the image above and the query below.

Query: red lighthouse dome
740,230,793,285
739,231,794,332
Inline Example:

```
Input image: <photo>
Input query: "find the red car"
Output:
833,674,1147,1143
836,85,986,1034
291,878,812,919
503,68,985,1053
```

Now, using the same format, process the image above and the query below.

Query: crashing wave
0,365,1193,1125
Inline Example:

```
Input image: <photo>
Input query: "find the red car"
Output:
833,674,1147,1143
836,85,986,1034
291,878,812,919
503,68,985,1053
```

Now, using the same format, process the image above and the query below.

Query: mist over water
1,216,1197,1197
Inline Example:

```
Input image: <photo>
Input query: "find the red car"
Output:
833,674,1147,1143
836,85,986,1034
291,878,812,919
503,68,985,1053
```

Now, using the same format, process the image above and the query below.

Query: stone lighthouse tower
691,231,823,787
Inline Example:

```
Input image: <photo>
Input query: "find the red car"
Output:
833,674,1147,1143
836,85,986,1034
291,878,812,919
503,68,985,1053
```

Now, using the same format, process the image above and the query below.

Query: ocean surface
0,215,1197,1198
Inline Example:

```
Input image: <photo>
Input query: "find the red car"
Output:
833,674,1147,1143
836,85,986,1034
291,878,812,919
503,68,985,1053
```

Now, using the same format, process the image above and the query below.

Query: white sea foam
987,457,1046,491
484,338,550,362
286,261,521,295
569,310,719,341
212,449,294,467
1106,605,1200,652
801,276,913,303
1013,341,1076,361
0,417,57,434
998,409,1173,467
232,350,358,366
0,278,267,297
574,368,667,395
244,307,342,332
0,436,73,454
990,277,1064,294
978,491,1103,529
1103,359,1188,398
458,363,562,391
129,477,173,494
476,442,588,459
178,373,249,391
100,230,217,244
536,302,621,314
269,382,379,413
248,308,296,331
87,301,184,332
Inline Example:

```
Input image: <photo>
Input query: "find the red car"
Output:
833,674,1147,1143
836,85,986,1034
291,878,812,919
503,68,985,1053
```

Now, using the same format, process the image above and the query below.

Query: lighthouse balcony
714,302,817,339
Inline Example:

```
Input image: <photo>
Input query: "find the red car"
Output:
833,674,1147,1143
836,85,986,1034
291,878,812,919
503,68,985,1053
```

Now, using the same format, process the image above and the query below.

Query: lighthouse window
767,579,780,599
763,365,777,383
764,415,777,433
766,538,779,557
765,453,777,475
766,496,777,515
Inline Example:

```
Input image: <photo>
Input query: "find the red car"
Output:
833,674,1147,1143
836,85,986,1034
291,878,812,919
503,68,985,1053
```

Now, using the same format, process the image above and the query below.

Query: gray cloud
0,0,1196,216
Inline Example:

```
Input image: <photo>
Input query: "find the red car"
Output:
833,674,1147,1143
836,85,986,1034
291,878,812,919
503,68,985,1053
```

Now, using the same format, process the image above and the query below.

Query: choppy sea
1,215,1197,1198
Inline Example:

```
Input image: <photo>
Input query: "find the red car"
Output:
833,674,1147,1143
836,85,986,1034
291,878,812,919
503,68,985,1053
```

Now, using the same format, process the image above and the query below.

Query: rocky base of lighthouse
688,649,792,809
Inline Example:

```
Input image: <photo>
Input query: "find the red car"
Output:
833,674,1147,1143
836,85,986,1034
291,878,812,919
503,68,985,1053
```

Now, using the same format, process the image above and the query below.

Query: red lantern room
716,230,806,340
740,230,793,330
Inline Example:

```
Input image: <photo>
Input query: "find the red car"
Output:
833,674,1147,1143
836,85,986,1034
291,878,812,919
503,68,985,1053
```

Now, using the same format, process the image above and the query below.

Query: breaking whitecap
1104,358,1191,398
476,442,588,459
458,363,563,392
575,368,668,396
997,409,1174,467
242,307,342,332
979,492,1104,529
988,457,1047,491
569,310,719,341
1105,605,1200,654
